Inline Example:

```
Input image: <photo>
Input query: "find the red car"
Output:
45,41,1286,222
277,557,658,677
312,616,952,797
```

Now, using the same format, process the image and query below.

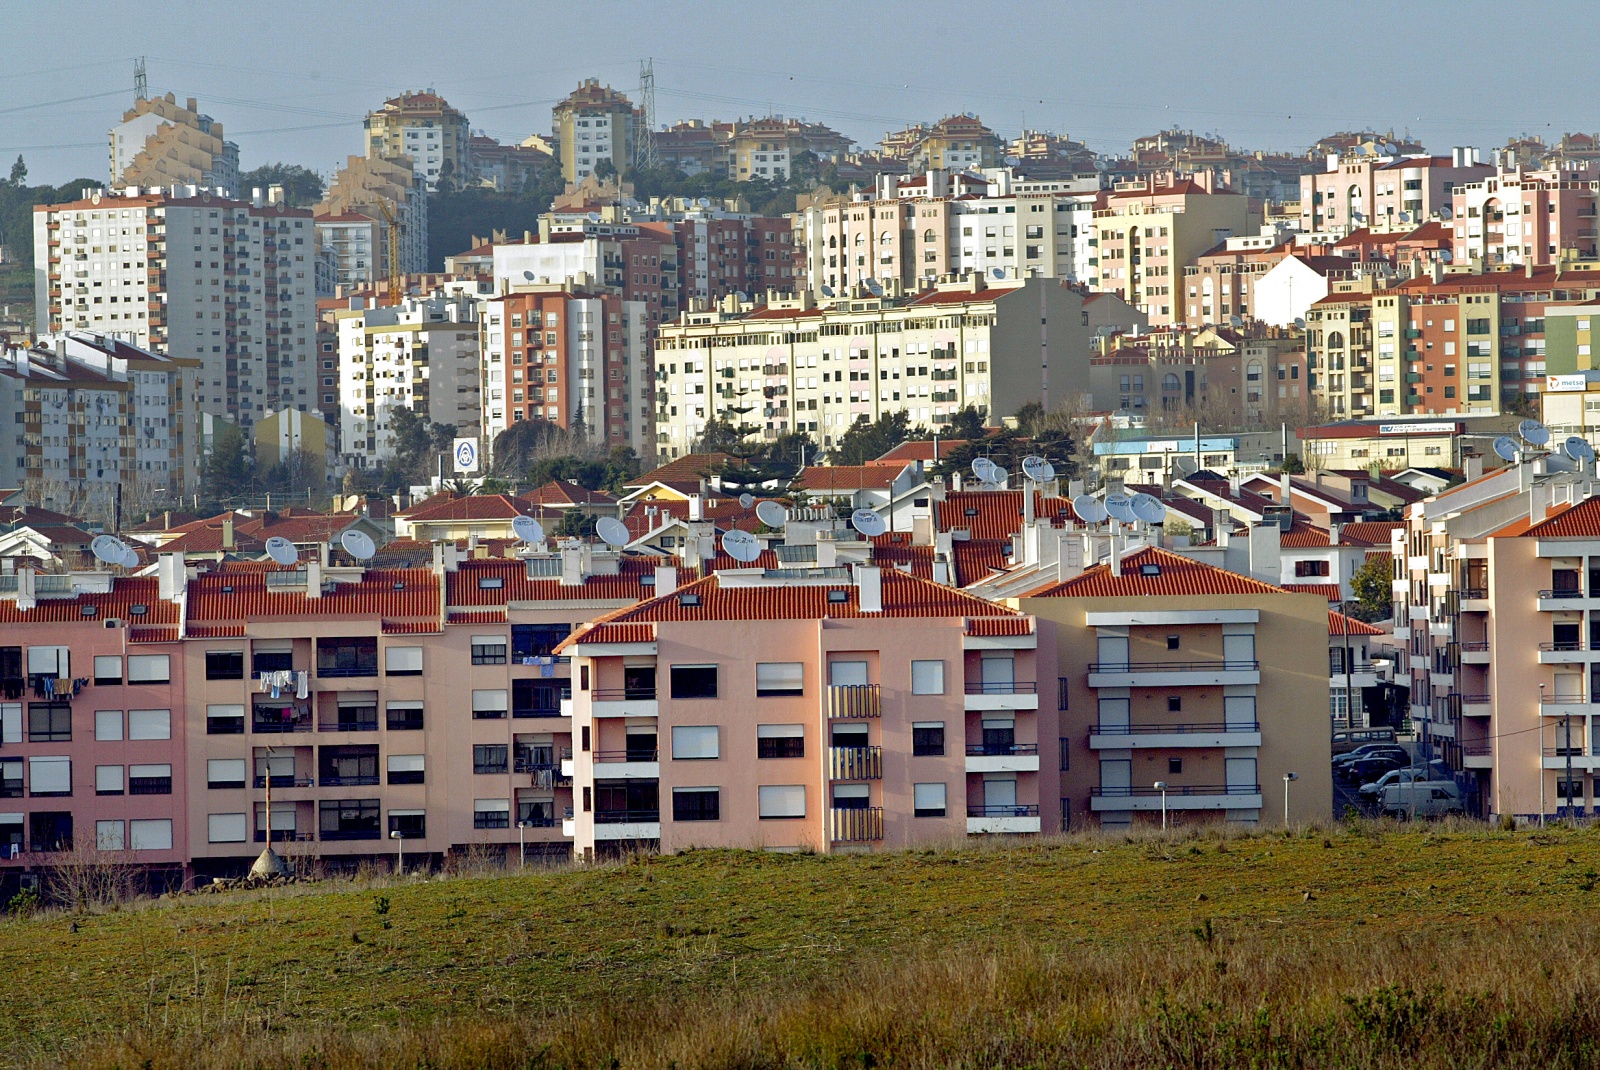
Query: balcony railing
963,681,1038,695
1459,693,1491,704
319,775,380,787
1540,642,1589,651
318,719,379,733
829,805,884,843
594,809,660,824
828,745,883,780
252,717,312,734
1460,587,1488,600
253,776,314,789
1091,783,1262,798
315,666,379,678
1460,642,1490,653
1091,721,1260,737
1538,590,1586,600
967,804,1040,817
965,743,1040,756
826,683,881,719
593,687,656,701
319,828,381,841
593,749,658,763
1087,660,1259,673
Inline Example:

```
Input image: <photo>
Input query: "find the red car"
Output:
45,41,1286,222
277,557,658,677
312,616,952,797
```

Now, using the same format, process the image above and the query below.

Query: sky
3,0,1599,186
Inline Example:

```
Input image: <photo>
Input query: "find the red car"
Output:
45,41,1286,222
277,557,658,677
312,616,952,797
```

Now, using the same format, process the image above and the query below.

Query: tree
203,422,253,500
830,410,921,466
948,405,989,440
1349,553,1394,623
6,155,24,187
592,158,618,181
1278,454,1306,474
693,417,752,454
237,163,324,206
388,407,455,486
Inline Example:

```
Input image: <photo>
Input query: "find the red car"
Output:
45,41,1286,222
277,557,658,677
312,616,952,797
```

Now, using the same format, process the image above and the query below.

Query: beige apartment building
110,93,239,194
552,80,637,183
315,155,428,289
1300,150,1492,237
364,92,470,192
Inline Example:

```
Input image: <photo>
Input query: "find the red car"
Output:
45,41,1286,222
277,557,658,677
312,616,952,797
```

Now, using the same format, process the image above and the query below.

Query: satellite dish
1131,493,1166,525
720,528,762,563
1072,495,1108,525
1565,435,1595,463
820,284,836,298
595,517,630,547
851,508,887,537
586,211,601,223
971,457,997,482
988,466,1008,485
511,515,545,543
1519,419,1551,447
265,536,298,566
697,197,710,207
1493,436,1519,462
341,529,376,561
1104,493,1136,523
865,278,883,297
522,270,535,281
734,291,750,303
738,493,755,509
119,545,141,568
755,500,788,528
1021,455,1055,483
990,267,1006,280
91,535,129,567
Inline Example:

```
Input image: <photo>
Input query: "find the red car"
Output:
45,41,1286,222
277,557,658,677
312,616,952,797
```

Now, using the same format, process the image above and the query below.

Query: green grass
9,822,1600,1067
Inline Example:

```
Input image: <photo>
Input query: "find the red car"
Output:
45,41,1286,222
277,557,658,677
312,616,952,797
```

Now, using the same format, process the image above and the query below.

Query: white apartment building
335,294,482,470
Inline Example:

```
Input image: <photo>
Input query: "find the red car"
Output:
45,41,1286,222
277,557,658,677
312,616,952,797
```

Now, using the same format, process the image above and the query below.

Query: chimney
1248,522,1281,583
1058,532,1085,584
688,493,703,522
817,539,838,567
654,565,677,596
1279,471,1292,502
305,560,322,598
222,517,234,550
912,512,933,547
560,543,583,586
855,564,883,612
1329,522,1341,546
1465,455,1483,481
1214,507,1232,547
1110,536,1123,577
1530,481,1551,524
156,553,186,602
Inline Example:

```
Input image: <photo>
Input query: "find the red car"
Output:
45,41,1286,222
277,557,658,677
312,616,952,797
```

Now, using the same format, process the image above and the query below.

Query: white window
671,725,720,760
471,635,508,664
759,783,806,818
208,813,248,843
127,654,170,683
913,782,947,817
128,709,171,740
911,660,945,695
471,689,508,716
129,818,173,851
27,646,68,677
93,655,122,684
94,710,124,741
755,662,804,695
828,660,869,686
207,703,244,729
95,819,125,851
0,704,18,744
95,764,124,794
28,756,70,795
388,754,425,778
207,758,246,787
385,646,423,675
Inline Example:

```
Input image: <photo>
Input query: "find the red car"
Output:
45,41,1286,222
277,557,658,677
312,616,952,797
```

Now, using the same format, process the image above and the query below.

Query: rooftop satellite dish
988,465,1008,485
734,290,750,303
595,517,630,547
264,536,298,567
851,509,888,538
1072,494,1108,525
865,278,883,297
1228,315,1244,327
1493,435,1519,462
990,267,1006,280
697,197,710,207
1565,435,1596,463
971,456,997,482
720,528,762,563
511,514,545,543
522,270,535,282
755,500,788,528
119,545,141,568
1104,493,1136,523
1131,493,1166,525
1519,418,1551,447
586,211,601,223
91,534,129,567
738,493,755,509
341,529,376,561
1021,455,1056,483
820,284,836,298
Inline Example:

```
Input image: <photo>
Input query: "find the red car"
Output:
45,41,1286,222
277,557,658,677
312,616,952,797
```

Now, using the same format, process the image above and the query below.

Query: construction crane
376,197,402,306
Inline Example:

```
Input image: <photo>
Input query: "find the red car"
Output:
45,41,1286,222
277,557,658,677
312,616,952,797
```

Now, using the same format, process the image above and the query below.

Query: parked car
1331,728,1399,755
1358,762,1447,801
1334,743,1408,770
1347,754,1407,783
1382,780,1464,819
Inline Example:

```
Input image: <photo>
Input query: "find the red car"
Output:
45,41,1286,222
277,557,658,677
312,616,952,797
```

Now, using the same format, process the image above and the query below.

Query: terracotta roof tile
965,617,1033,636
0,577,178,627
792,465,903,492
1523,496,1600,538
628,453,738,487
395,493,532,523
1330,610,1386,636
952,540,1011,587
1027,547,1297,598
187,568,440,623
1281,582,1342,600
938,491,1077,542
445,555,678,606
579,623,657,645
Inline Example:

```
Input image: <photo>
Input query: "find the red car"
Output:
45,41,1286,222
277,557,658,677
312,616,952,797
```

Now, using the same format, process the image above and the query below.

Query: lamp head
1284,771,1300,782
1153,780,1168,791
389,830,401,839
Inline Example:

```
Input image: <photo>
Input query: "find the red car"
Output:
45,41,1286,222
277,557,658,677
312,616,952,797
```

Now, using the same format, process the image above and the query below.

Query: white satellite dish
586,211,601,223
988,465,1008,485
720,528,762,563
341,529,376,561
734,291,750,303
971,457,997,482
91,534,129,567
1493,436,1519,462
1565,435,1595,463
755,500,788,528
851,509,887,538
1104,493,1136,523
119,545,141,568
596,517,630,547
864,278,883,297
1072,495,1108,525
265,536,298,566
1131,493,1166,525
820,284,836,298
511,514,545,543
990,267,1006,280
1519,419,1551,447
738,493,755,509
1021,455,1055,483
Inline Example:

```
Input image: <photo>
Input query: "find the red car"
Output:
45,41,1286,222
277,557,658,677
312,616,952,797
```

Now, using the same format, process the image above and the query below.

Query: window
911,660,945,695
673,787,721,821
96,820,125,851
672,725,720,760
127,655,170,683
906,719,945,755
471,635,508,665
205,651,243,680
28,702,71,742
1295,560,1331,577
29,811,71,852
513,679,566,717
94,710,123,741
93,655,123,685
386,701,424,730
473,745,508,774
387,754,425,785
95,764,124,796
27,645,68,677
473,799,510,829
512,623,573,658
206,703,245,735
129,763,172,795
755,662,804,697
1167,696,1182,713
318,637,377,677
388,811,426,838
252,641,294,675
384,645,423,676
129,819,173,851
670,664,718,699
914,782,947,817
29,756,71,796
208,813,247,843
472,689,508,719
207,759,246,789
0,758,21,798
320,799,380,840
128,709,170,740
1166,636,1180,651
757,723,804,758
828,660,869,686
759,784,806,818
1168,757,1183,774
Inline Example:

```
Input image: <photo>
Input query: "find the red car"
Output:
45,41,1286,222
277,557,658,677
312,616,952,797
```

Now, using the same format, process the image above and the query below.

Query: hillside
9,823,1600,1068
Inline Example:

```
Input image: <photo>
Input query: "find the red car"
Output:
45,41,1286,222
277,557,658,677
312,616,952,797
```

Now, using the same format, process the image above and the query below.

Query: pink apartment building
1450,162,1600,267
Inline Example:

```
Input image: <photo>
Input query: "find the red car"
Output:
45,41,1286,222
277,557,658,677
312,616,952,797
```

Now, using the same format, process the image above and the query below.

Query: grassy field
9,821,1600,1068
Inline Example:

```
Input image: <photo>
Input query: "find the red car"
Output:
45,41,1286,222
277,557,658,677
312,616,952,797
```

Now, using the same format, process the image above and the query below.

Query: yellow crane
375,197,402,306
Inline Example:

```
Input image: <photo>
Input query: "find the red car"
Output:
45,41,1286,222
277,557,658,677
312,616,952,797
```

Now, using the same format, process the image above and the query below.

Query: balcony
1086,660,1260,688
1541,696,1591,718
591,687,658,719
252,776,314,789
1091,783,1264,811
828,745,883,780
1461,740,1493,769
1459,641,1490,664
591,808,661,841
1088,721,1262,749
592,749,660,779
1537,589,1590,611
829,806,884,843
963,680,1040,711
964,742,1041,773
1460,694,1491,717
1543,746,1600,771
826,684,881,719
1539,642,1600,664
966,804,1041,835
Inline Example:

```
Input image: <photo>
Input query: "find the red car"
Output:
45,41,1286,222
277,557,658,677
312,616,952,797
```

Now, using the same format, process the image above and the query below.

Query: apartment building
1450,162,1600,268
33,187,318,431
315,155,428,289
467,134,554,192
905,115,1002,174
478,286,649,453
552,80,637,184
652,276,1124,458
723,117,853,180
110,93,239,195
492,219,678,328
557,564,1048,856
334,294,481,470
1088,325,1306,424
1300,150,1492,236
363,92,470,192
673,213,799,303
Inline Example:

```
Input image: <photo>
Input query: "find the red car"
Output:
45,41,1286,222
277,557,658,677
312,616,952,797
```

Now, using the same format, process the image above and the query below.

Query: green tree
388,407,455,486
592,158,618,181
830,410,920,466
1278,454,1306,474
203,422,253,500
948,404,989,440
6,155,24,187
1349,553,1394,623
693,417,752,454
237,163,324,206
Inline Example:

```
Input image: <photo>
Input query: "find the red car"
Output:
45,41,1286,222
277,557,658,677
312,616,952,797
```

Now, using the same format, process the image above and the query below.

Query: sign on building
453,438,480,473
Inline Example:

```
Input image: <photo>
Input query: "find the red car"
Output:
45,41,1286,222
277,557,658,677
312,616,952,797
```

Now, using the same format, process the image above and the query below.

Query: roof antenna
134,57,147,103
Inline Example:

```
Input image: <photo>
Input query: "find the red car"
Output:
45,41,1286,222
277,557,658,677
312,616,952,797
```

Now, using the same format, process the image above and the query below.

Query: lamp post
1539,682,1547,828
517,819,530,870
1153,781,1168,831
1283,771,1299,826
390,829,403,874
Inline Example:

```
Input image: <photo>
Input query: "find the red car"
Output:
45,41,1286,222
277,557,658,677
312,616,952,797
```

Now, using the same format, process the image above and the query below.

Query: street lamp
1153,781,1169,832
389,829,403,874
1539,682,1547,828
517,819,531,870
1283,772,1299,826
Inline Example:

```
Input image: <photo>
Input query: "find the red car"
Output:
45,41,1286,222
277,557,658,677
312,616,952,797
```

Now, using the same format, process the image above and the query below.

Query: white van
1381,780,1464,819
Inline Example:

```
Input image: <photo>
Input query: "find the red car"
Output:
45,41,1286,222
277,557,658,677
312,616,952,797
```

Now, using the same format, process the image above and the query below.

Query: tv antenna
1021,455,1055,483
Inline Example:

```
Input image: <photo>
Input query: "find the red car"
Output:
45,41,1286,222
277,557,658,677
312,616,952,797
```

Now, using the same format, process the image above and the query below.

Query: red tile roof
938,490,1077,541
396,493,532,523
1281,582,1342,600
1026,547,1298,598
952,540,1011,586
1523,496,1600,538
187,568,440,623
0,577,179,627
869,533,936,580
965,617,1033,636
581,623,657,645
628,453,738,487
792,465,904,492
1330,610,1386,636
524,480,617,508
444,555,688,607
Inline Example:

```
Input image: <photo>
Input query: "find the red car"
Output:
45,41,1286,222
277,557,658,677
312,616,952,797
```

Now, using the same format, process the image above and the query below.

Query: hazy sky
3,0,1597,185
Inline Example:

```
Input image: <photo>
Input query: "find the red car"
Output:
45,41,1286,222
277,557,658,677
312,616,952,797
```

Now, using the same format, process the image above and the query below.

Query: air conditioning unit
103,618,122,630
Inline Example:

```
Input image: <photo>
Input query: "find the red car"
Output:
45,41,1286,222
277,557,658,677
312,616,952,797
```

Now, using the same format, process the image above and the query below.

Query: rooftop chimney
305,559,322,598
222,517,234,550
157,553,186,603
1248,522,1281,584
560,543,583,586
1464,455,1483,481
855,564,883,613
654,565,678,596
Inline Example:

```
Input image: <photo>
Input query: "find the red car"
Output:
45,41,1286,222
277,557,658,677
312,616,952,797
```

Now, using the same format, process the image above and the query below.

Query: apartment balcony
826,683,881,719
829,806,884,844
966,804,1041,835
591,809,661,841
1460,694,1492,717
1460,588,1489,611
1543,746,1600,771
1408,604,1431,622
963,680,1039,711
1088,721,1262,749
828,745,883,780
1541,697,1592,719
1539,642,1600,664
1330,664,1379,689
590,687,658,719
1086,659,1260,689
964,742,1040,773
1090,784,1264,812
1459,641,1491,664
591,749,659,779
1537,590,1592,612
1460,740,1493,769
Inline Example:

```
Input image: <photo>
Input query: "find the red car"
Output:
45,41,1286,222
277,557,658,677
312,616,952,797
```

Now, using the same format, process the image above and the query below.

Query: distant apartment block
1300,150,1491,236
110,93,239,195
364,92,470,192
552,80,637,184
315,155,428,290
